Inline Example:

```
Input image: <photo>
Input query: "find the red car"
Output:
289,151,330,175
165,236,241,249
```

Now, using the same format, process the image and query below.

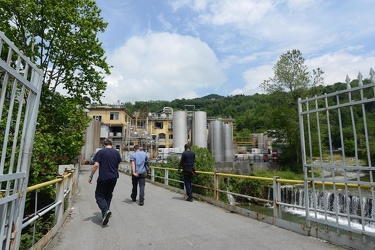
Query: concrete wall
81,119,101,163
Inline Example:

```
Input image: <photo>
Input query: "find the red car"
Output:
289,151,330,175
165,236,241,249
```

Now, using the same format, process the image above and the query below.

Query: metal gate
298,69,375,238
0,32,43,249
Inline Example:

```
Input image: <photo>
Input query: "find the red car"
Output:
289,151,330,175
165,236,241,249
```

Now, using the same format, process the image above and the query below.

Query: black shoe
139,200,144,206
131,195,136,202
186,198,193,202
102,210,112,225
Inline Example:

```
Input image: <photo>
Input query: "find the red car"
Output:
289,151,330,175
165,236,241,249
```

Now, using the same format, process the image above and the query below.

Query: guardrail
24,164,374,249
142,165,374,249
21,164,79,250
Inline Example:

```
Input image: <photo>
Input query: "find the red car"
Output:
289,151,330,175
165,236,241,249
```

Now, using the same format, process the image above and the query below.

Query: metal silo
223,123,233,162
173,111,187,150
192,111,207,148
209,120,224,162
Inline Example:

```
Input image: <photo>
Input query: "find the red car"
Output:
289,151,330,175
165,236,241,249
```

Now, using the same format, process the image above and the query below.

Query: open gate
298,69,375,240
0,32,43,249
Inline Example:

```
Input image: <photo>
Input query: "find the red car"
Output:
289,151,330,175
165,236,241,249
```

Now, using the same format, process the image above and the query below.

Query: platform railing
145,166,374,249
23,163,374,250
21,164,79,250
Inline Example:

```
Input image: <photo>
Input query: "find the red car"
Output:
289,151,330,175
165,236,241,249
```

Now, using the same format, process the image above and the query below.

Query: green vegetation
1,1,374,246
0,0,110,247
153,146,216,197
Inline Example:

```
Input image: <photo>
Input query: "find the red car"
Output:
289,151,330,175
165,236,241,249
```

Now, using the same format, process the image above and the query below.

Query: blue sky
95,0,375,104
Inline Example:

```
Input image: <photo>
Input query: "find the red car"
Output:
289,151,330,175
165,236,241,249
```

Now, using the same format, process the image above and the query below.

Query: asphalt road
45,165,345,250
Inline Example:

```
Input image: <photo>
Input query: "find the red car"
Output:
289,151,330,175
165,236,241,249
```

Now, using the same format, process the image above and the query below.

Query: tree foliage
260,49,311,102
1,1,110,246
0,0,110,179
0,0,110,105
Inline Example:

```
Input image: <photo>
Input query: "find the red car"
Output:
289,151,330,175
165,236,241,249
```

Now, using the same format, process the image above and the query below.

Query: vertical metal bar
32,190,38,246
55,178,64,224
346,76,358,227
165,169,169,186
314,97,322,221
273,176,282,219
370,68,375,223
151,167,155,182
358,73,373,230
298,98,309,226
214,172,219,200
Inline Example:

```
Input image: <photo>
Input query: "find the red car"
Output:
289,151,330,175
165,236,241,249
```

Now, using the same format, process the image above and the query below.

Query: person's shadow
83,212,103,226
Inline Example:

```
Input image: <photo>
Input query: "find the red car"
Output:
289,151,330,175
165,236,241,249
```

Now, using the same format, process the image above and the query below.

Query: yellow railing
22,166,79,250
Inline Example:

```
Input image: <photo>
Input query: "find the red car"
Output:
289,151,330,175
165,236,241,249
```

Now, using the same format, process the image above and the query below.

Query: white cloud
102,32,226,103
287,0,323,11
201,0,274,27
306,53,375,85
231,64,273,96
96,0,375,103
169,0,208,12
231,53,375,97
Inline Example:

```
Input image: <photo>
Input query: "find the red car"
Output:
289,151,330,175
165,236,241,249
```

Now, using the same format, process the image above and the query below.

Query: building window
93,116,102,121
159,133,166,139
137,121,146,129
154,121,163,129
110,112,119,120
169,134,173,139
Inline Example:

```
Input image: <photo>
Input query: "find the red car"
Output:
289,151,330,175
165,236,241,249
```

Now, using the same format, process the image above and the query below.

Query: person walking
130,145,148,206
179,144,196,202
88,139,122,226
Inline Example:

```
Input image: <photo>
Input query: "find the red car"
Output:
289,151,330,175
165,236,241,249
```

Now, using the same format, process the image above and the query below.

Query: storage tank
173,111,187,150
258,133,264,149
223,123,233,162
192,111,207,148
209,120,224,162
100,125,109,138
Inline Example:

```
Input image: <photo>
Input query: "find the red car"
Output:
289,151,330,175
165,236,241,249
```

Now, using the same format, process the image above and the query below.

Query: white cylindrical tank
192,111,207,148
258,133,264,149
100,125,109,138
223,123,233,162
209,120,224,162
173,111,187,150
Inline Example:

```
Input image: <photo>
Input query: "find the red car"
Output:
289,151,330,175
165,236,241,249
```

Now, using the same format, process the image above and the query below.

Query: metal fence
142,162,374,249
25,165,79,250
298,69,375,238
0,31,43,249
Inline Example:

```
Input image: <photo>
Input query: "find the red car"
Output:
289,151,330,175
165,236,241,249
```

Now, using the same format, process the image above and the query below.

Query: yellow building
85,104,133,160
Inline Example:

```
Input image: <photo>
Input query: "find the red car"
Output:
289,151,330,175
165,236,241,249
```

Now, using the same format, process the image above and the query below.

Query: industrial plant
81,104,276,165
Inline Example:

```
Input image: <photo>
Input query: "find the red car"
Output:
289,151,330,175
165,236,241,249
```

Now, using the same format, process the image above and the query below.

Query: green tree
260,50,323,172
261,49,310,102
0,1,110,245
0,0,110,104
0,0,110,175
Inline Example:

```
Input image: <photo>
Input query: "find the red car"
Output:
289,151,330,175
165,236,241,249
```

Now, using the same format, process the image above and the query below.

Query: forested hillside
124,81,365,135
123,78,374,172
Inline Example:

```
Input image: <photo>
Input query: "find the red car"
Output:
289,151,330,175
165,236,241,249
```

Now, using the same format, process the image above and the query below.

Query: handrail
24,164,374,249
26,172,73,193
152,166,372,189
21,165,79,250
149,165,375,243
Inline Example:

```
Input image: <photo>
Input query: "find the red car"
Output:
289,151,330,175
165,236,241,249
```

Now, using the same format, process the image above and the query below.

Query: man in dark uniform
179,144,196,202
89,139,122,225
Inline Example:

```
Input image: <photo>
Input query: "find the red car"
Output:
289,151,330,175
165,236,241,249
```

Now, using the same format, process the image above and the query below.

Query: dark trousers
183,171,193,199
131,173,146,201
95,178,117,215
